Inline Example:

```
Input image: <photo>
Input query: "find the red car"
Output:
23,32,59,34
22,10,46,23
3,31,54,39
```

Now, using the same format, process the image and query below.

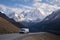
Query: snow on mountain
33,3,60,16
0,4,60,26
29,9,60,35
0,4,45,22
20,8,45,22
43,9,60,22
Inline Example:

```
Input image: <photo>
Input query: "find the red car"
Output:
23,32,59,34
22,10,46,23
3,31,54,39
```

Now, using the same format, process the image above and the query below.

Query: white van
20,28,29,34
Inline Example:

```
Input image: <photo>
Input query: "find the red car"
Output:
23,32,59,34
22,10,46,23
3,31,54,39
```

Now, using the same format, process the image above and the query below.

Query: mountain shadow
29,9,60,35
0,12,25,28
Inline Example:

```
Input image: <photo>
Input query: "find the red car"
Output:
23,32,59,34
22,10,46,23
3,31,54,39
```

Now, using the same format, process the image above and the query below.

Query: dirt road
0,32,60,40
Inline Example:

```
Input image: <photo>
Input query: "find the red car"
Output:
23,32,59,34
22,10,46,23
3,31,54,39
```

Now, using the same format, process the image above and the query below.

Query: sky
0,0,60,16
0,0,60,23
0,0,60,7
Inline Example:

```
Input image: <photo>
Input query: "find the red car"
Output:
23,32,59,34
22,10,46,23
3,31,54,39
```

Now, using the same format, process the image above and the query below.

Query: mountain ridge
0,12,25,28
29,9,60,35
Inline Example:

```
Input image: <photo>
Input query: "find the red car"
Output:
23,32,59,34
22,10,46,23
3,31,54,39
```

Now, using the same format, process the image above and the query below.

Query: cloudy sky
0,0,60,7
0,0,60,6
0,0,60,16
0,0,60,23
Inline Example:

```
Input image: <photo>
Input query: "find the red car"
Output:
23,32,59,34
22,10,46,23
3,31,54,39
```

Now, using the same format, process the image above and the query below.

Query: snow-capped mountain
20,8,45,22
42,9,60,23
0,5,45,22
0,12,25,28
0,4,60,26
18,8,45,26
11,8,45,26
0,5,46,26
29,9,60,35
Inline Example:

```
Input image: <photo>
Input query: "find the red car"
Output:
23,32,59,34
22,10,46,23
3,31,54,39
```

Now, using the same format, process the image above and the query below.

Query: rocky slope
0,12,22,34
29,9,60,35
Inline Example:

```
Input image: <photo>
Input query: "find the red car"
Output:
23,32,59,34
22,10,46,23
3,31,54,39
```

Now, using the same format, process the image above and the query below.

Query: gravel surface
0,32,60,40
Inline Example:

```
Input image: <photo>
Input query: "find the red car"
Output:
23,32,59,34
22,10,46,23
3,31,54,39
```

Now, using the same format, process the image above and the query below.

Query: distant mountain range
29,9,60,35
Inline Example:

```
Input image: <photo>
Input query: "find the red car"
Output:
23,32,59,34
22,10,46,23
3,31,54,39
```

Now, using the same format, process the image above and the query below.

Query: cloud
45,0,60,6
33,0,42,3
0,4,33,22
0,4,33,14
23,0,30,3
15,4,34,10
11,0,30,2
33,0,60,6
32,0,60,16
